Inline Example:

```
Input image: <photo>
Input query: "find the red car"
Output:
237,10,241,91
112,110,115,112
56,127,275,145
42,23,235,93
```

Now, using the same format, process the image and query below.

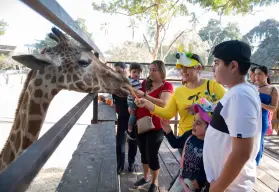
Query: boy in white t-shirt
203,40,261,192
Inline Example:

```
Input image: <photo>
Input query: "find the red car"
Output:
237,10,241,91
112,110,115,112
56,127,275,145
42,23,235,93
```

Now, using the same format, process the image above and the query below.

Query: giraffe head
12,27,131,97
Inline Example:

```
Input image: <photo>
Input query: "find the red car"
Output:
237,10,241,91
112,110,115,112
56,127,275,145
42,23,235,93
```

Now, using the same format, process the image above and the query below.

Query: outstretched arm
165,131,189,149
136,95,178,120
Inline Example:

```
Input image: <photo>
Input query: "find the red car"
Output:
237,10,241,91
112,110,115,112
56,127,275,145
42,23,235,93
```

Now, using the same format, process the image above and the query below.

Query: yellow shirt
152,79,226,136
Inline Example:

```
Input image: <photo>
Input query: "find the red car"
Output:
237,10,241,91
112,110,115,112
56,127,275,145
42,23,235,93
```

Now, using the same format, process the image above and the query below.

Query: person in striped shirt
125,62,143,140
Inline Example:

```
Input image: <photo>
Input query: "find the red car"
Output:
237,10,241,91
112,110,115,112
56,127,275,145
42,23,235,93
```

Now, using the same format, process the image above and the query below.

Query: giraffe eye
78,59,92,67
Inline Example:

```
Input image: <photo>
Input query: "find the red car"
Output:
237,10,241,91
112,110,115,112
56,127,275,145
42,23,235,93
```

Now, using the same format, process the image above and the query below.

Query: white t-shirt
203,82,261,192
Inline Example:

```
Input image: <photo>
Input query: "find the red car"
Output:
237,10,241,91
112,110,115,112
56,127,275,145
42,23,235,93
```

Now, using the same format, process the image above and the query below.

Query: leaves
188,0,279,15
75,18,94,40
198,19,241,65
242,19,279,68
30,18,93,53
92,0,279,60
92,0,190,59
0,19,8,36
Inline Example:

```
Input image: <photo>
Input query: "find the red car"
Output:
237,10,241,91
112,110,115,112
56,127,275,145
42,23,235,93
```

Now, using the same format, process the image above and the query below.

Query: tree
0,19,8,36
93,1,189,60
199,19,241,65
243,19,279,68
92,0,277,60
193,0,279,15
32,35,58,53
100,22,110,36
75,18,94,40
127,18,139,39
31,18,93,53
105,41,152,62
164,30,210,65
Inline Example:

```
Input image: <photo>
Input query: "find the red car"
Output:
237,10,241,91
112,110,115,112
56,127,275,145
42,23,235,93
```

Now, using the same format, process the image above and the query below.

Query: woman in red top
133,60,173,192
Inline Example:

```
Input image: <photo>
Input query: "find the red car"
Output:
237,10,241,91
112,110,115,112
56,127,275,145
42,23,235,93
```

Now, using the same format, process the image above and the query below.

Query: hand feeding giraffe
0,27,131,172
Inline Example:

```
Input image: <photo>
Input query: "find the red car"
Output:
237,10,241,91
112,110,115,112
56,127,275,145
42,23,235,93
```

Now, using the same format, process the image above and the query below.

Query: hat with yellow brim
175,52,201,69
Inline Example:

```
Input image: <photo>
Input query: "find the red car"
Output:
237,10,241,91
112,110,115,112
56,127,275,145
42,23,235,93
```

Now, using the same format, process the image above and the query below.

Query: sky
1,0,279,57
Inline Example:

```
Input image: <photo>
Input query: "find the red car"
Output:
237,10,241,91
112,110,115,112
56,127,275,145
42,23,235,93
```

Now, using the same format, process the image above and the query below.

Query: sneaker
133,178,150,188
125,130,136,140
117,167,124,175
128,163,135,172
148,184,158,192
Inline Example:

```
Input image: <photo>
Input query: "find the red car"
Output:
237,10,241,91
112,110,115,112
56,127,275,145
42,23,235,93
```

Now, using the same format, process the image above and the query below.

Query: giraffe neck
0,70,60,172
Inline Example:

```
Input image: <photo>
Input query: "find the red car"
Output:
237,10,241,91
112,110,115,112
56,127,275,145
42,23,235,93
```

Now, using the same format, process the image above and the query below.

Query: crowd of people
103,40,278,192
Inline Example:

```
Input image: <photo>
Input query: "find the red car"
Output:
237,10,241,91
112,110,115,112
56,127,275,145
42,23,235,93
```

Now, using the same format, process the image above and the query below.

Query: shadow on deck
120,137,279,192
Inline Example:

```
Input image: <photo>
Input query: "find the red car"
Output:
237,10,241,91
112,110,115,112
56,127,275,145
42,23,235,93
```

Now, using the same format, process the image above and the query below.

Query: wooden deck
56,103,118,192
120,137,279,192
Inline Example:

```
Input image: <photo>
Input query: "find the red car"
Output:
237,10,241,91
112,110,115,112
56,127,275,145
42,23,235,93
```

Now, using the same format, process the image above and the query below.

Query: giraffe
0,27,131,172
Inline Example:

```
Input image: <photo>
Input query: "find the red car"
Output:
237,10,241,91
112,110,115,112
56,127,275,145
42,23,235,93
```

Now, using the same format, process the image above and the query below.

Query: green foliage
31,18,93,53
93,0,188,23
0,19,8,36
0,54,20,70
243,19,279,68
189,0,279,15
75,18,94,40
93,0,189,59
163,31,210,65
164,52,177,64
32,35,58,53
198,19,241,64
92,0,274,60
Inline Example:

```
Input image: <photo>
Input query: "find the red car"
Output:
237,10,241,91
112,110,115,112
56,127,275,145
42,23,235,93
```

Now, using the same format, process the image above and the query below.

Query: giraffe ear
12,54,52,70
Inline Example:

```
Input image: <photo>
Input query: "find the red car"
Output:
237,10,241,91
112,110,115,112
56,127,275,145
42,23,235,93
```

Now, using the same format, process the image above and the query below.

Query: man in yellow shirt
136,52,226,136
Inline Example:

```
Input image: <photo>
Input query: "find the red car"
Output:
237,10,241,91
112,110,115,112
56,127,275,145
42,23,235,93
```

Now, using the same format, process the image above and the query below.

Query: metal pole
91,52,99,124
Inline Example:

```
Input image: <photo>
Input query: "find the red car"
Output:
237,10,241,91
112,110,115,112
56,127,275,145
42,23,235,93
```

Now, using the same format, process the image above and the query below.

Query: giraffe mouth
120,85,131,97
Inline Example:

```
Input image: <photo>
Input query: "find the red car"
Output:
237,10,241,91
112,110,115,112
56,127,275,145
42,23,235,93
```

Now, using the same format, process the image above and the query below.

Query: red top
137,80,174,130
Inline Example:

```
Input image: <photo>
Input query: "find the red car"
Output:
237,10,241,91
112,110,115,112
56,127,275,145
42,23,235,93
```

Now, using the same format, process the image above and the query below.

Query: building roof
0,44,17,55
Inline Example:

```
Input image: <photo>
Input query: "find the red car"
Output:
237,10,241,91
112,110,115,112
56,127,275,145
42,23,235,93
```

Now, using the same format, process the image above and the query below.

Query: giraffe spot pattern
51,89,58,96
67,74,71,82
45,74,51,80
58,75,64,83
34,89,43,98
34,79,43,86
27,120,42,136
43,103,49,112
29,100,42,115
51,76,56,83
22,136,33,150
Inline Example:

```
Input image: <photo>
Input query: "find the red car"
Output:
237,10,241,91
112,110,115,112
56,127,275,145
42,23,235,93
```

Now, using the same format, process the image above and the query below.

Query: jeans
128,102,138,127
116,115,137,170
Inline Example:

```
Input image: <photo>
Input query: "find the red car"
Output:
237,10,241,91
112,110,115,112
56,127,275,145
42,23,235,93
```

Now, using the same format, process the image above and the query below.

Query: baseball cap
212,40,256,66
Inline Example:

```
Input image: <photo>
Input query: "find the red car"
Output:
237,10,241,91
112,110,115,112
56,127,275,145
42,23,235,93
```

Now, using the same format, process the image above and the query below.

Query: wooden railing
0,0,104,191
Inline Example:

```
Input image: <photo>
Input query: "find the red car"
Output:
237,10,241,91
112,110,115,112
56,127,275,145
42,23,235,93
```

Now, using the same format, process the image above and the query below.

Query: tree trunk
151,23,161,60
162,29,190,61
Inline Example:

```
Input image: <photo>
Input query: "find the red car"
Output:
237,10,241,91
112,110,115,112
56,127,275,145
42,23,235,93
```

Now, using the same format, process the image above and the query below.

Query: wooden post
91,52,99,124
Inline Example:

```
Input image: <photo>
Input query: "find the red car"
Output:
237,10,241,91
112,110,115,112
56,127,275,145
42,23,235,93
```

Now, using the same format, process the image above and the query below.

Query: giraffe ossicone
0,27,131,172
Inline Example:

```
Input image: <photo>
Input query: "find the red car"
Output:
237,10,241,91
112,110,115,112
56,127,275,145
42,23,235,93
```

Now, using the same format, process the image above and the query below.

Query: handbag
169,135,194,192
136,116,155,134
